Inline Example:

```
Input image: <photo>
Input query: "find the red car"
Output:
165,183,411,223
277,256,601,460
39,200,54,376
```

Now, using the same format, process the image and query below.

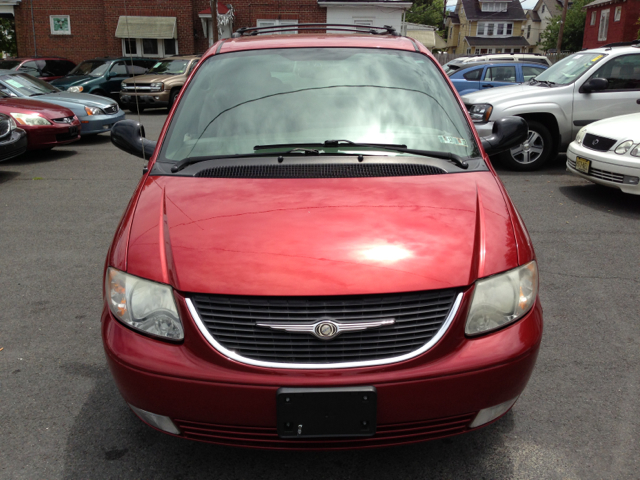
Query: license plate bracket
277,386,377,439
575,156,591,174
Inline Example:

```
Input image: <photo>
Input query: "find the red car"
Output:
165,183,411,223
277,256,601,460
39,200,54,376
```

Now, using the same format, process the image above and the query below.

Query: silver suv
462,43,640,170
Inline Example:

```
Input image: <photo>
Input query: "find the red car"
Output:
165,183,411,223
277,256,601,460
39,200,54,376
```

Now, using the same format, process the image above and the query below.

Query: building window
591,11,596,26
598,9,610,41
475,48,480,54
495,48,502,53
121,38,178,57
449,28,452,39
504,48,511,53
467,48,471,53
513,48,520,53
477,22,512,36
541,5,545,13
497,24,504,35
50,15,71,35
353,19,374,26
257,19,298,34
480,2,508,12
527,25,531,39
614,6,622,21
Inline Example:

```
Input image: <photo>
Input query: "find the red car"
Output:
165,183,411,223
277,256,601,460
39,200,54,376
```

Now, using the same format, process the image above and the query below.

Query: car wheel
497,120,556,171
168,89,180,111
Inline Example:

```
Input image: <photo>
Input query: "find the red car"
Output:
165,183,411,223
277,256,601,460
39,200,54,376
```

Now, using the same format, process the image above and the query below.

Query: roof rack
232,23,399,37
601,40,640,48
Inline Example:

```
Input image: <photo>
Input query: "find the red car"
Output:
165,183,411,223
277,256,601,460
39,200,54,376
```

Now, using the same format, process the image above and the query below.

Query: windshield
0,60,21,70
1,74,58,96
160,48,479,162
68,60,108,77
148,60,190,75
534,52,606,85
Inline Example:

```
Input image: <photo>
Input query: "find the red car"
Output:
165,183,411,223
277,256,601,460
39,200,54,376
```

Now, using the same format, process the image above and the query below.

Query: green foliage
0,18,17,57
539,0,587,52
406,0,446,32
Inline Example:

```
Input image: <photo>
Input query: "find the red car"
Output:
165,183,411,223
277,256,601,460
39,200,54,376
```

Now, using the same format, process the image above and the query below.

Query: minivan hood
39,92,115,108
125,172,519,296
50,75,94,87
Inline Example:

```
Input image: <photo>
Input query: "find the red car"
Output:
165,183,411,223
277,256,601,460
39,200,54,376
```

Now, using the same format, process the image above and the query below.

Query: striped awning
115,16,177,39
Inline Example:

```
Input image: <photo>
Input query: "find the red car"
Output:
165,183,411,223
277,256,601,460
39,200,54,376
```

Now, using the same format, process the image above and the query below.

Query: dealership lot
1,111,638,479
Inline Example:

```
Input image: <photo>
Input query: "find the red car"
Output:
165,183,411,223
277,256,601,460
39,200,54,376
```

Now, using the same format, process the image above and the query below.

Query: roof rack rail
232,23,399,37
602,39,640,48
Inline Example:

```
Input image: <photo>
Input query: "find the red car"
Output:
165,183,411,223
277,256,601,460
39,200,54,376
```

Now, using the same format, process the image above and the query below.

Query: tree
539,0,587,52
406,0,446,32
0,18,17,57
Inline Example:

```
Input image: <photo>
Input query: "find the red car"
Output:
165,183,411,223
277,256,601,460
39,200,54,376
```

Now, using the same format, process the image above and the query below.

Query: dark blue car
447,61,548,96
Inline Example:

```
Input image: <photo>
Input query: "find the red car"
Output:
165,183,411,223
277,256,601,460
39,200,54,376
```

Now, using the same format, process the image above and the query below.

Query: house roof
540,0,564,16
447,12,461,24
465,35,530,46
460,0,527,21
407,28,448,49
529,10,541,21
583,0,619,8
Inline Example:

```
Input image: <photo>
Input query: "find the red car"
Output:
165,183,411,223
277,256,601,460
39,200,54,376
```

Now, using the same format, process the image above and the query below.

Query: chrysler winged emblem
256,317,395,340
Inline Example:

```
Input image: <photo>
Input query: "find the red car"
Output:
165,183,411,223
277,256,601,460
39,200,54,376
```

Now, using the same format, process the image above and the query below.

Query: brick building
582,0,640,49
4,0,411,64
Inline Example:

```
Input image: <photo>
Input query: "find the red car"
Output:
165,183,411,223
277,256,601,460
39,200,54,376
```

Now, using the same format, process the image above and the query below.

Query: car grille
122,83,151,91
55,126,79,142
582,133,616,152
103,104,119,115
189,288,459,366
174,412,476,448
568,158,624,183
194,163,447,179
51,116,75,124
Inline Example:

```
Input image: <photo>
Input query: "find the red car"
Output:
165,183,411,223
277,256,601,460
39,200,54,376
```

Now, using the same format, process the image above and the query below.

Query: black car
0,113,27,162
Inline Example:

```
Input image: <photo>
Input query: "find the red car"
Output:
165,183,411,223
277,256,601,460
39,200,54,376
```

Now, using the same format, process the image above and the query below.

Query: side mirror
481,116,528,156
111,120,156,159
581,78,608,93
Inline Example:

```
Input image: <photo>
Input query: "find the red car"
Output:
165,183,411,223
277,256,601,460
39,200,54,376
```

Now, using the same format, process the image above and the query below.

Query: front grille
568,158,624,183
190,289,459,365
55,126,79,142
103,104,118,115
175,413,475,448
194,163,447,179
51,116,74,124
583,133,616,152
122,84,151,91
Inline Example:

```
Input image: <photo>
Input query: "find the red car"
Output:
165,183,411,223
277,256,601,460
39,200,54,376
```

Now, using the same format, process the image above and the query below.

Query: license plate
277,387,377,439
575,156,591,174
69,126,79,136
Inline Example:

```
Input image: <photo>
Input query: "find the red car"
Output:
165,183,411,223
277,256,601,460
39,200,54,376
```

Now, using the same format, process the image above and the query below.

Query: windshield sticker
438,135,468,147
5,79,22,88
153,62,162,68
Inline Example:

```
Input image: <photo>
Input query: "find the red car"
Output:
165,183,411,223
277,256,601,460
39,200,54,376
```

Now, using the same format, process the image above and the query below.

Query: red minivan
105,25,542,449
0,57,76,82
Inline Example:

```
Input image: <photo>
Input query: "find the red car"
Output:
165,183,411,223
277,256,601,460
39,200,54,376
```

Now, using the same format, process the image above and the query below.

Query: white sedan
566,113,640,195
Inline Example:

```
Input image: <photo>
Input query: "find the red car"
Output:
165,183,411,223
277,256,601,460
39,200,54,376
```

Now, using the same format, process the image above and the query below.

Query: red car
0,57,76,82
105,25,541,449
0,95,80,150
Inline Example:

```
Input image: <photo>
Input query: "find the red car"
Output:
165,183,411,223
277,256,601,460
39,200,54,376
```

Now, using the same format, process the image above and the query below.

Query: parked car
0,93,80,150
0,112,27,162
105,24,542,449
50,57,156,101
0,71,125,135
462,43,640,170
0,57,76,82
566,112,640,194
444,53,551,74
120,55,201,112
448,61,548,95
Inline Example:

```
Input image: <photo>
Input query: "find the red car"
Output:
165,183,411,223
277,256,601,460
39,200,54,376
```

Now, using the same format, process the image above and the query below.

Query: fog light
129,405,181,434
623,175,639,185
469,396,519,428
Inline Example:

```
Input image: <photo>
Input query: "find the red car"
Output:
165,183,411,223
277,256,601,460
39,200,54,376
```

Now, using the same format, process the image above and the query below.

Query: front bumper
23,120,81,150
79,110,126,135
103,288,543,449
0,129,27,162
566,142,640,195
120,91,170,109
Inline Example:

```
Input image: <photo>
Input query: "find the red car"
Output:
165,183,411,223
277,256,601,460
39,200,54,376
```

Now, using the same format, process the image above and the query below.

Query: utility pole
556,0,569,53
442,0,448,32
209,0,218,46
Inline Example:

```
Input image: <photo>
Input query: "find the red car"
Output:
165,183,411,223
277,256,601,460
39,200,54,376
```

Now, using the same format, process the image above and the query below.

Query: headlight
630,145,640,157
615,140,634,155
84,106,104,116
68,86,84,93
11,112,52,126
0,116,12,138
574,127,587,145
466,261,538,336
105,267,184,341
468,104,493,124
150,82,164,92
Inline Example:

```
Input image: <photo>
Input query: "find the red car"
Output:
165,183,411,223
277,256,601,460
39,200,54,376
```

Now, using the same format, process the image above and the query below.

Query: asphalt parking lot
1,110,639,479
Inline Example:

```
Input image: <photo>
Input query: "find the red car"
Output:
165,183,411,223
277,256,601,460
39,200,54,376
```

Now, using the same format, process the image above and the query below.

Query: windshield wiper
254,141,408,150
536,80,556,87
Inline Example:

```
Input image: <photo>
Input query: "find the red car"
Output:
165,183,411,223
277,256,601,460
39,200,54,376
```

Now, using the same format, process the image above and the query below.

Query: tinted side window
483,66,516,82
42,60,70,77
18,61,40,76
463,68,483,81
590,54,640,90
522,66,545,81
131,59,152,73
110,62,128,76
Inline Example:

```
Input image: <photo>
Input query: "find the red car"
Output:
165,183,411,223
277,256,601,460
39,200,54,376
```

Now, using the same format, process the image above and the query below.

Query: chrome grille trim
568,158,625,183
186,293,463,370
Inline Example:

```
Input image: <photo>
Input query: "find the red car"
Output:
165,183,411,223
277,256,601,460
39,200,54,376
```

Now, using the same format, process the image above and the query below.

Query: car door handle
482,84,494,88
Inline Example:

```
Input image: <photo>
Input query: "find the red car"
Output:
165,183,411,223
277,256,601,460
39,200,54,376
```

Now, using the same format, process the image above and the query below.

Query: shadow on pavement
61,363,516,480
78,134,112,146
0,148,77,166
0,170,20,183
559,183,640,218
492,154,568,176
